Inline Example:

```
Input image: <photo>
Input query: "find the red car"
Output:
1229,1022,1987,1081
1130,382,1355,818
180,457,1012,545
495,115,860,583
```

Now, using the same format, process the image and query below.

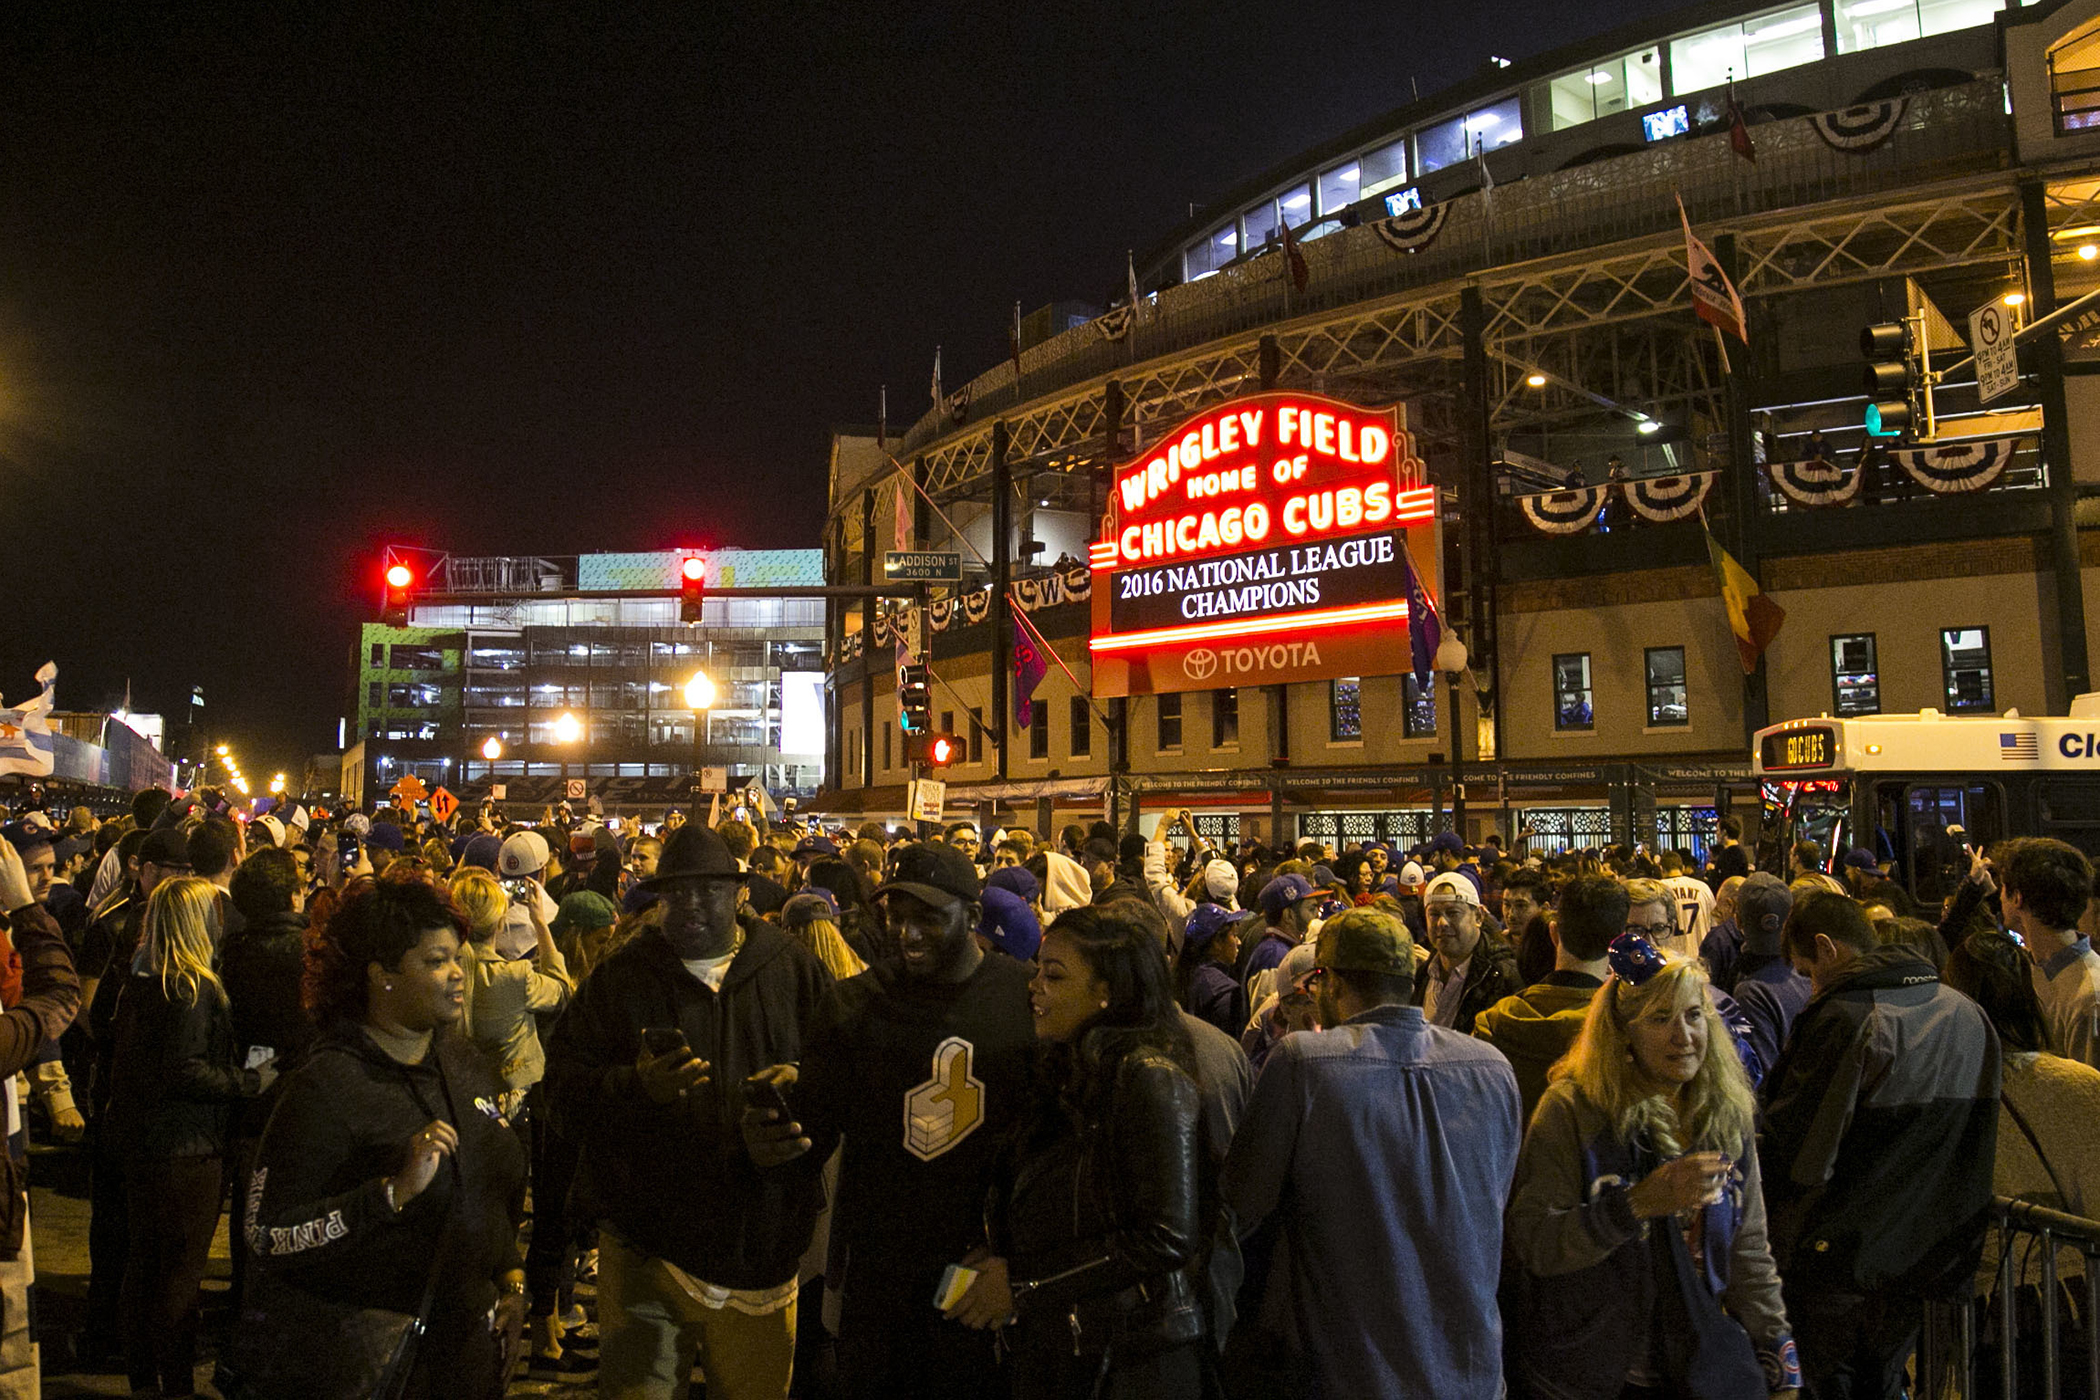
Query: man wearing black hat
744,841,1034,1400
544,822,834,1399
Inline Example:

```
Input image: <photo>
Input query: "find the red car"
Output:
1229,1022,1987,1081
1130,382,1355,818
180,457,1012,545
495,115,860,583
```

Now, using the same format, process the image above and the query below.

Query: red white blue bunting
1810,98,1907,154
1624,472,1715,523
1518,487,1609,534
1373,204,1449,255
1766,456,1862,507
1892,438,2015,494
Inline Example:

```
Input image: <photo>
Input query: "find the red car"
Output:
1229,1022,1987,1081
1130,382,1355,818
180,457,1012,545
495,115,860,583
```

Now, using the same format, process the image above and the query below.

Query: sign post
884,551,964,583
1970,302,2019,405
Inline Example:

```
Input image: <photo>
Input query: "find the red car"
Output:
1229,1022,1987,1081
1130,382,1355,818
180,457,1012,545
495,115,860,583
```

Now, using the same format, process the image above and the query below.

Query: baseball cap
1258,873,1316,916
978,887,1042,961
342,813,372,837
792,835,840,860
1185,903,1252,947
986,865,1041,904
1397,861,1427,887
1427,830,1465,856
1736,873,1794,957
1843,846,1880,871
139,829,193,869
498,830,550,878
1423,871,1481,907
781,891,839,928
253,814,286,849
551,891,619,941
1,822,53,856
874,842,981,910
1202,859,1240,900
364,823,406,854
1316,906,1417,977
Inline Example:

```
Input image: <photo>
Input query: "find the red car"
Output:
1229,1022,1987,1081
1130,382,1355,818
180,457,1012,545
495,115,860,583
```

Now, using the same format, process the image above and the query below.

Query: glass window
1317,163,1361,215
1835,0,1922,52
1645,647,1689,727
1403,675,1437,738
1554,654,1595,731
1278,183,1313,228
969,707,984,764
1832,634,1881,716
1416,115,1470,173
369,643,384,667
1070,696,1092,758
367,681,383,708
1941,628,1994,712
1673,6,1822,93
1331,678,1363,741
1544,47,1664,130
1468,95,1524,151
1158,693,1183,751
1213,688,1239,748
883,721,892,773
1242,200,1278,253
1359,138,1408,197
1184,223,1238,281
1029,699,1049,759
1918,0,2002,40
388,682,441,710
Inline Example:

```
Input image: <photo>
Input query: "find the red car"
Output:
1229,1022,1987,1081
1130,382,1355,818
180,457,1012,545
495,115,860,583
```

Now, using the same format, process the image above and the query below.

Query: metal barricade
1923,1197,2100,1400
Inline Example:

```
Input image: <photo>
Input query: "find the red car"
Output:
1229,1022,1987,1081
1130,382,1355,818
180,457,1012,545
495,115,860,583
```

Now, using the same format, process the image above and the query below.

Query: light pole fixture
552,712,582,745
685,671,717,820
482,736,504,761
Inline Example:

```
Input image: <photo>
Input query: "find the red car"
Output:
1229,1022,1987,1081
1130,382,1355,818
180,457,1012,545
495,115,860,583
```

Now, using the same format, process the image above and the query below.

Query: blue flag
1402,549,1441,690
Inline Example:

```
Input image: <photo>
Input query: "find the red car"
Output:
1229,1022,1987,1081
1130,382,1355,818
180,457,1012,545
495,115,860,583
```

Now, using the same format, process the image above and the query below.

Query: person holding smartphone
543,823,832,1399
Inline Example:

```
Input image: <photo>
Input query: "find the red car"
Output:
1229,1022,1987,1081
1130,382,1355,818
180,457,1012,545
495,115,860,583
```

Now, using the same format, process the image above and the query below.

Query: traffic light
679,555,706,624
1861,320,1916,438
910,731,958,767
898,663,931,733
382,560,413,625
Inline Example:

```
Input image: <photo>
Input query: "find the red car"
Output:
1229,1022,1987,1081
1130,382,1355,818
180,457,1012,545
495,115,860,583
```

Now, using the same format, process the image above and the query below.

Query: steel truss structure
881,177,2025,514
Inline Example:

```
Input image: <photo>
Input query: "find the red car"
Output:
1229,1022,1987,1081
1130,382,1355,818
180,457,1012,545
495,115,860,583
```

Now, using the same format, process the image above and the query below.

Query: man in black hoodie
545,823,832,1399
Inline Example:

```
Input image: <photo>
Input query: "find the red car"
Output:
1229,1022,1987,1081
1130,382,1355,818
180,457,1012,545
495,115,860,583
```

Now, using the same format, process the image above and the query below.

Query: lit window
1941,628,1994,712
1832,634,1881,716
1278,183,1313,228
1554,654,1594,731
1243,200,1278,253
1317,163,1361,216
1359,137,1409,198
1416,115,1470,174
1418,98,1523,174
1213,688,1239,748
1158,693,1183,751
1543,47,1663,130
1645,647,1688,727
1402,675,1437,738
1671,5,1822,93
1330,678,1363,741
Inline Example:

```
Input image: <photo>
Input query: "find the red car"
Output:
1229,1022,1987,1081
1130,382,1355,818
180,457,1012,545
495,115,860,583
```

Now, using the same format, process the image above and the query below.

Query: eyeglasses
1623,921,1676,939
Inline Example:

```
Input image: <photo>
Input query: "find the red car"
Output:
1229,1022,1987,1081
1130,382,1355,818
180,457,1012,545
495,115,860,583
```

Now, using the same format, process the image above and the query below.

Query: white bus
1750,697,2100,906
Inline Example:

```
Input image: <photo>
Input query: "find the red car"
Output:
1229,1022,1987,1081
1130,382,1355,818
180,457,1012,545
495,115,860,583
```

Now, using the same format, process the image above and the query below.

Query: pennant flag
1400,545,1442,691
1013,625,1048,730
1009,301,1023,379
893,477,913,552
1726,82,1756,161
1278,218,1308,293
1126,250,1141,326
0,663,57,778
1705,527,1784,675
1679,195,1747,344
929,347,943,411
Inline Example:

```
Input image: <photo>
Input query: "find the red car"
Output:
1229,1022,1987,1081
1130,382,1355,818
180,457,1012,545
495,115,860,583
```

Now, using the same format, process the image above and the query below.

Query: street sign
699,766,728,793
429,787,458,823
884,551,963,582
490,784,507,800
1970,302,2019,405
565,778,586,800
909,777,947,822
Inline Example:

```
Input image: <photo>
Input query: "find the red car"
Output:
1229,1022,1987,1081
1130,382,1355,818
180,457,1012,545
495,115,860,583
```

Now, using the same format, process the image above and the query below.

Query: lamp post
684,670,716,820
1436,635,1470,837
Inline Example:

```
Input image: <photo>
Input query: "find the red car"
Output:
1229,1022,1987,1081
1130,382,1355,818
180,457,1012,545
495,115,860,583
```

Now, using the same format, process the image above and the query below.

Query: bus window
2038,779,2100,863
1762,779,1850,874
1905,784,2000,907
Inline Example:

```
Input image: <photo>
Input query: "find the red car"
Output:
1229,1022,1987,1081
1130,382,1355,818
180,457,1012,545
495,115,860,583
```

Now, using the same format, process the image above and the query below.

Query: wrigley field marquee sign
1089,391,1439,697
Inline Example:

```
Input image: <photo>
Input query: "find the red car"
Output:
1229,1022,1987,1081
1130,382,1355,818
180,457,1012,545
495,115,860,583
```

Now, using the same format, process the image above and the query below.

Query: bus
1751,698,2100,908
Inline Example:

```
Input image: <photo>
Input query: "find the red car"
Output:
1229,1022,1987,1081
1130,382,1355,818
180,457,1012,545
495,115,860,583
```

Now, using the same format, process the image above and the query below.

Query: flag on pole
1009,301,1023,378
1704,523,1784,674
893,477,913,552
1400,545,1441,691
1679,195,1747,344
929,347,943,412
0,663,58,778
877,385,888,453
1126,251,1141,325
1726,81,1756,162
1278,218,1308,293
1013,625,1048,731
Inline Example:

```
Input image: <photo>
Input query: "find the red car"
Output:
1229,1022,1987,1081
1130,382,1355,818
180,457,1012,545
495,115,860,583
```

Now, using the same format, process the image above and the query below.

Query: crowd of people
0,787,2091,1398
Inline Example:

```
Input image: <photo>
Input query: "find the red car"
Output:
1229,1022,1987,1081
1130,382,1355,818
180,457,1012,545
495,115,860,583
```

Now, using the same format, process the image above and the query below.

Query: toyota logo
1182,648,1219,680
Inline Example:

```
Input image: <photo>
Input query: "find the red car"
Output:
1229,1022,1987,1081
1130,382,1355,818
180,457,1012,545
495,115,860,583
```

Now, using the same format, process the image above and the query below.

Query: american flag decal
2001,732,2039,761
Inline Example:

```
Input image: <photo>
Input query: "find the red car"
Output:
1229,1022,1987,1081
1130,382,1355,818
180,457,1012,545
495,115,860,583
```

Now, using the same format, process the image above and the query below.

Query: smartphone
339,831,361,869
502,876,537,905
743,1076,790,1115
934,1263,979,1312
641,1027,690,1059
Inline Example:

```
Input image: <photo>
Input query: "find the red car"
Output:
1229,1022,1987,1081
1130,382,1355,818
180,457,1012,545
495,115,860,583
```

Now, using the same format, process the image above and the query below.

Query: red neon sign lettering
1088,600,1411,653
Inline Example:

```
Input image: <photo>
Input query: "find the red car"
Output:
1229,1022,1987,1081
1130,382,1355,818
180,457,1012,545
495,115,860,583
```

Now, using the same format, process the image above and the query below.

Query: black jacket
221,909,316,1136
995,1049,1207,1357
80,890,143,1111
244,1023,524,1386
1413,932,1524,1035
106,971,258,1159
544,921,833,1289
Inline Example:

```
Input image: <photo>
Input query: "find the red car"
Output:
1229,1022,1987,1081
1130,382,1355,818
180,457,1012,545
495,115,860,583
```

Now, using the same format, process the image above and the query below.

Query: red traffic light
385,563,413,589
679,555,706,624
681,555,706,581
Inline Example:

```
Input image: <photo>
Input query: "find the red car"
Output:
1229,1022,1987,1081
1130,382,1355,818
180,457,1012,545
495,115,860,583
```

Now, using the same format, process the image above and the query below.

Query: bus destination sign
1760,725,1837,772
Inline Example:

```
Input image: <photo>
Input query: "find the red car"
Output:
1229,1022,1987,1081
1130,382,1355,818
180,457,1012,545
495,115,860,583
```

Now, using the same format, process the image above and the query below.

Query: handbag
216,1055,466,1400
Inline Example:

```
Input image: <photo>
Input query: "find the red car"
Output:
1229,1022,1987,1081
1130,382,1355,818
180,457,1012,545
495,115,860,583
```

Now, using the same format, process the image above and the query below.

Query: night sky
0,1,1681,782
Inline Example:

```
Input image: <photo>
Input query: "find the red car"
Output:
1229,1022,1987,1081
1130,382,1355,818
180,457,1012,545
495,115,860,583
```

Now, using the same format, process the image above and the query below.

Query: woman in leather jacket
945,903,1210,1400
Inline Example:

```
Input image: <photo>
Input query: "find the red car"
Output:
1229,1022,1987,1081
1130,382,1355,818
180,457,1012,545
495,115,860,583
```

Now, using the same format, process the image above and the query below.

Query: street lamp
482,736,503,761
269,773,286,795
685,670,716,819
552,712,582,744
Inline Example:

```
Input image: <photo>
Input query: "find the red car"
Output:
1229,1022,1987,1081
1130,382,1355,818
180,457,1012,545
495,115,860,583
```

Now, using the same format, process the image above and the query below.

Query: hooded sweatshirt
1472,971,1604,1123
1039,851,1092,915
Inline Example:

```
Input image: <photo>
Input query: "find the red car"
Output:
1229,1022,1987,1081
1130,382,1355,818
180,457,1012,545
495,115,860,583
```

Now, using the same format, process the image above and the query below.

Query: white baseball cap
1423,871,1481,907
498,830,550,878
1202,859,1239,900
253,814,286,848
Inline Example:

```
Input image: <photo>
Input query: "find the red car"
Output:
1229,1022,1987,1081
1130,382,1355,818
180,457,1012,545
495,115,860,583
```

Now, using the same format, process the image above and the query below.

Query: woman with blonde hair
779,891,867,981
107,875,271,1396
1503,933,1800,1399
448,867,571,1105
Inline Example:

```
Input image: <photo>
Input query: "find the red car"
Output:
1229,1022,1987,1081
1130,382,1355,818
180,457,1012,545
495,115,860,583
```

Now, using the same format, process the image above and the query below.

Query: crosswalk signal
898,663,932,733
382,561,414,626
910,732,958,767
1861,321,1917,438
679,555,706,624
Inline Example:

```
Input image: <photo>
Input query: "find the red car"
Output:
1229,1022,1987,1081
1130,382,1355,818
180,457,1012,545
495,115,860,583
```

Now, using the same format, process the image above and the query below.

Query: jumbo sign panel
1089,391,1439,697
